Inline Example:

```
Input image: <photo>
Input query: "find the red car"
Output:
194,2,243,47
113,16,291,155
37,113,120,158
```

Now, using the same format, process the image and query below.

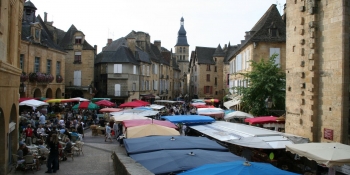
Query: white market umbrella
286,142,350,167
19,99,49,107
112,113,148,122
224,111,254,120
70,97,90,102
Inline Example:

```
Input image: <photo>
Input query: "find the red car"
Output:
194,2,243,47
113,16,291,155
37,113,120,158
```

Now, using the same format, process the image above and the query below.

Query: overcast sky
30,0,286,54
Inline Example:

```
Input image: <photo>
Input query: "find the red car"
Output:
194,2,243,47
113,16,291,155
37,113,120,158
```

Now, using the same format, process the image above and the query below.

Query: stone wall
285,0,349,143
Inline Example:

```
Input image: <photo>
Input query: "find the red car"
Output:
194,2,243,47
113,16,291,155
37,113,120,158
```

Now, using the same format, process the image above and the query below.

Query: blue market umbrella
224,109,235,115
124,136,228,155
161,115,215,124
129,149,245,175
134,107,153,110
178,161,300,175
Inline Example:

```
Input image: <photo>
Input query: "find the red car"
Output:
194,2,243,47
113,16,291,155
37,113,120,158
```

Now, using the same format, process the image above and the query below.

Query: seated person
63,128,71,140
37,125,45,138
17,142,26,164
70,129,81,141
22,143,41,170
62,138,72,161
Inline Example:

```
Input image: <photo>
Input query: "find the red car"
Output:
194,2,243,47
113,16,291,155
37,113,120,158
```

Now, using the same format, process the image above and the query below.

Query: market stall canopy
19,98,35,102
224,99,241,109
154,100,182,104
204,99,220,103
149,104,165,110
119,101,148,108
123,119,177,129
179,160,300,175
111,114,148,122
190,103,207,107
126,124,180,138
91,98,111,102
99,108,123,113
129,149,245,175
224,111,254,120
134,107,153,110
161,115,215,124
194,105,215,108
189,121,308,149
72,101,99,110
286,143,350,167
124,135,228,155
95,100,116,107
111,109,159,117
245,116,284,125
44,99,78,103
19,99,49,107
70,97,90,101
198,108,225,118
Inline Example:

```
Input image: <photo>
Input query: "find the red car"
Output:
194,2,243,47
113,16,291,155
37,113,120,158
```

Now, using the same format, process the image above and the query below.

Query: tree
234,54,285,116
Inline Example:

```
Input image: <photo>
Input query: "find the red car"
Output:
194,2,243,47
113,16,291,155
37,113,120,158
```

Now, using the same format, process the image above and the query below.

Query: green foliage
233,54,286,116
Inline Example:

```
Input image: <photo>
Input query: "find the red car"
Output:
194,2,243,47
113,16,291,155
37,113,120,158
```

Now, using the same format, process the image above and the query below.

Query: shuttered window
73,70,81,86
114,64,122,73
270,48,281,67
114,84,120,96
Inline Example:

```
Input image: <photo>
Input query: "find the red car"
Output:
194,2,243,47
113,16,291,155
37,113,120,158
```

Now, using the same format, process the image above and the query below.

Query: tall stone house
227,4,286,109
19,1,66,99
174,17,189,96
43,17,96,99
188,45,226,101
0,0,24,173
95,31,181,103
285,0,349,143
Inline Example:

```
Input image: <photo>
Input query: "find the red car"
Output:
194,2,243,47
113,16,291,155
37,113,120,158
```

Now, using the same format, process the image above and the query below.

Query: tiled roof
95,46,139,65
24,1,37,10
213,44,225,57
58,25,94,50
195,46,216,65
227,4,286,61
151,44,170,66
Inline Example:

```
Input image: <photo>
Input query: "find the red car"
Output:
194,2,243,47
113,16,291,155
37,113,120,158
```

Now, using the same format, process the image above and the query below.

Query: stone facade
0,0,24,174
285,0,350,143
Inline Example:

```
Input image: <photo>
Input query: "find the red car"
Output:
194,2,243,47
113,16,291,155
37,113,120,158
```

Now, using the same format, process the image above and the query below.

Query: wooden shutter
133,65,136,74
203,86,206,94
77,70,81,86
114,64,118,73
210,86,213,94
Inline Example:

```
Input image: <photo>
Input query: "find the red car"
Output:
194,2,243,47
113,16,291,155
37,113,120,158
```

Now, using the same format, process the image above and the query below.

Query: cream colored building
0,0,24,174
227,4,286,110
285,0,349,143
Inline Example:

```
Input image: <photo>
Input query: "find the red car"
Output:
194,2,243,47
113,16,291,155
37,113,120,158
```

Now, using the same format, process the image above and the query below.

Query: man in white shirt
105,125,112,142
37,125,45,135
39,113,46,125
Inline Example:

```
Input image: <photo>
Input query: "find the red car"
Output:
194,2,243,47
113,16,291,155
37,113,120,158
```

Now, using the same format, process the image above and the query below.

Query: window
270,48,281,67
215,91,218,95
47,60,51,74
133,65,137,74
206,74,210,81
113,64,122,73
147,65,150,76
214,58,217,62
74,52,81,63
270,28,278,37
132,83,136,91
206,65,211,71
75,36,82,44
246,49,250,69
73,70,81,86
35,28,40,40
215,77,217,85
204,86,212,94
114,84,121,96
183,47,186,53
227,74,229,85
142,65,145,75
56,61,61,75
20,54,24,70
180,47,182,53
34,57,40,72
214,66,217,72
153,64,158,74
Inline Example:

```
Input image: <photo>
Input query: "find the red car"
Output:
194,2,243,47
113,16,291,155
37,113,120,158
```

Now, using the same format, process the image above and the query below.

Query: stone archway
56,88,62,98
46,88,53,98
33,88,42,98
0,108,5,172
8,104,17,168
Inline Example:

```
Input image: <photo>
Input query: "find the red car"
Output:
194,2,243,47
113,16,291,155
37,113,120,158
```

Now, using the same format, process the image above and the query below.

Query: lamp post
265,96,272,115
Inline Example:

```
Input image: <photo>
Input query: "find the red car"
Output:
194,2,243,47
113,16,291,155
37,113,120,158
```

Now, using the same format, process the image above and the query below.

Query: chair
75,141,84,156
71,135,78,143
24,155,36,173
11,154,22,173
65,151,74,161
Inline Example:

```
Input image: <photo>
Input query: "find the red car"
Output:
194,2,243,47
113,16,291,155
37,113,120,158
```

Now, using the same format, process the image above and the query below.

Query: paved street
10,129,119,175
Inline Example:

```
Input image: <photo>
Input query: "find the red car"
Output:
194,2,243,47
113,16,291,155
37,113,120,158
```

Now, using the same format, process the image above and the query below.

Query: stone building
189,45,225,101
174,17,189,96
285,0,349,143
226,4,286,109
20,2,66,99
42,15,96,99
0,0,24,173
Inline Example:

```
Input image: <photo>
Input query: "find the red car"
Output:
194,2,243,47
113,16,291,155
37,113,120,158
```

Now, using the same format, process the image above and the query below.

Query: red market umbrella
133,100,150,105
204,99,220,103
244,116,284,125
95,100,116,107
99,108,123,112
72,101,99,110
195,105,215,108
119,101,147,108
123,119,178,129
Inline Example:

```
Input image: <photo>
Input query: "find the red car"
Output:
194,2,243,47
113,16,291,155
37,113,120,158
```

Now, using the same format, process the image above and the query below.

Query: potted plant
46,74,54,83
20,72,29,82
56,75,63,83
29,72,37,82
36,72,46,83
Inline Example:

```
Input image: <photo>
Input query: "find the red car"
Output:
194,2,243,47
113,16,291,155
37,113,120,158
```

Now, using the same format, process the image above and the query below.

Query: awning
224,99,241,109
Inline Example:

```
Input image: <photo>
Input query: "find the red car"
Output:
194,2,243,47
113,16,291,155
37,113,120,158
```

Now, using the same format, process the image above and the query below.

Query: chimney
107,39,112,46
244,31,250,40
127,37,136,56
154,40,161,51
94,45,97,55
44,12,47,22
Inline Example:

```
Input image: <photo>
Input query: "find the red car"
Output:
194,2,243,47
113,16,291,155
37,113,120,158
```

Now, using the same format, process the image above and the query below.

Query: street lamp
265,97,273,115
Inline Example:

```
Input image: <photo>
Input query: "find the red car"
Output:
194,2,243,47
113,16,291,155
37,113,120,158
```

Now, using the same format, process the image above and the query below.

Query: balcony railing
110,91,129,97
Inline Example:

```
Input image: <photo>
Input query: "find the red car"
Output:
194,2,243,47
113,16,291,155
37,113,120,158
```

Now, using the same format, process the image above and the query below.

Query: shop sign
324,128,333,140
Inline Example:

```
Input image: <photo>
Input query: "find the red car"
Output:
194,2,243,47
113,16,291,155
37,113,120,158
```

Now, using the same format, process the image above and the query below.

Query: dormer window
75,36,82,44
35,29,40,40
269,22,279,38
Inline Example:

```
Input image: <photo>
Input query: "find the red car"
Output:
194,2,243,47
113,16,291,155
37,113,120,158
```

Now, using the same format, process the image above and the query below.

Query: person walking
24,124,33,146
105,124,113,142
46,134,59,173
